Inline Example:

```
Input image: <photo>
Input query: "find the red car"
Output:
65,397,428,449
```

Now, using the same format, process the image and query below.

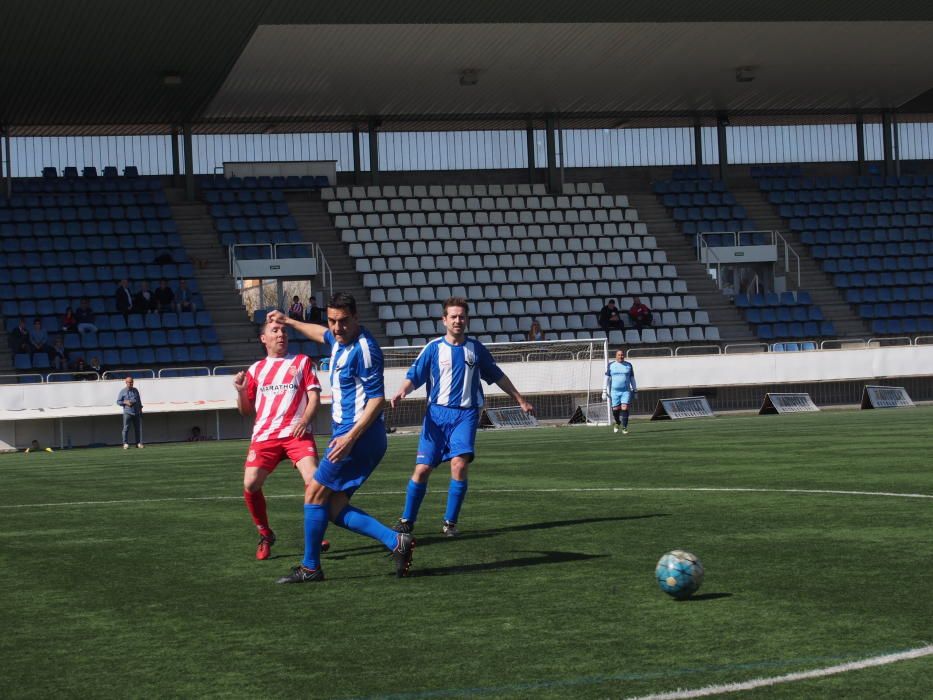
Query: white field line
1,486,932,510
626,644,933,700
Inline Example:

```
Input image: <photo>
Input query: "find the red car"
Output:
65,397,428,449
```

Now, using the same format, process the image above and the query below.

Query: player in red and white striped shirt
234,317,322,561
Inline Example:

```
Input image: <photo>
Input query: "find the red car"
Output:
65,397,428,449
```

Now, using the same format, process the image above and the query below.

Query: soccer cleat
389,532,415,577
123,443,129,450
622,427,629,435
137,443,144,449
392,518,413,534
256,531,276,560
442,520,460,537
613,426,619,434
275,565,324,584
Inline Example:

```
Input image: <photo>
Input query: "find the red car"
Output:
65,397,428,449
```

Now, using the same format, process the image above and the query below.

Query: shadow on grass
325,513,669,560
677,592,733,602
414,550,607,577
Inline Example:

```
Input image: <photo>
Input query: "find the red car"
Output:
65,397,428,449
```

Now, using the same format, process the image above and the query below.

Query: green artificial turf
1,407,931,699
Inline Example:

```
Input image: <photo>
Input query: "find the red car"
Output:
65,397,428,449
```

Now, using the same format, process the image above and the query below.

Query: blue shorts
416,404,479,468
611,391,633,407
314,421,387,496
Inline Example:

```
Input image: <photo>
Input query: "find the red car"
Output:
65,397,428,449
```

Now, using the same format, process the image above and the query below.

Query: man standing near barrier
116,376,143,449
390,297,534,537
266,293,414,584
604,348,637,434
233,317,323,561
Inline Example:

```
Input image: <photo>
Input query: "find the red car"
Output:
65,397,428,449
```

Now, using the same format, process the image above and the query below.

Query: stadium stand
734,289,835,342
322,182,722,347
1,169,225,374
755,168,933,337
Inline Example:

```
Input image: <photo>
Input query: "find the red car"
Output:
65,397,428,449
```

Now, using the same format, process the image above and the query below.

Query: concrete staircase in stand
285,193,388,345
727,177,872,339
166,188,262,367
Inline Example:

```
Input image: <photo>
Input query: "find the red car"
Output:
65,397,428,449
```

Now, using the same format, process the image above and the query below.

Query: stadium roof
2,1,933,136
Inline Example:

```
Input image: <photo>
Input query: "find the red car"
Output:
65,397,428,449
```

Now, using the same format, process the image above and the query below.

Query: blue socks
334,505,398,550
301,504,329,570
444,478,468,524
402,479,428,524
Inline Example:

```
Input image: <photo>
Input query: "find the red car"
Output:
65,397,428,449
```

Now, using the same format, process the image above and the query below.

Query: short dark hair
443,296,469,315
327,292,357,315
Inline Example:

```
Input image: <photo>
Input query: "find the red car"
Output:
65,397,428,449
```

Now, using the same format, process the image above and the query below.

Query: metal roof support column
557,116,566,193
526,121,535,185
183,124,195,200
855,114,865,176
693,119,703,166
352,125,361,185
892,112,901,178
545,115,558,193
368,119,379,185
716,114,729,183
881,112,893,177
170,126,181,187
2,128,11,197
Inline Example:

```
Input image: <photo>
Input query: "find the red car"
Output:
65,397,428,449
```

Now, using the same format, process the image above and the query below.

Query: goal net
383,338,608,429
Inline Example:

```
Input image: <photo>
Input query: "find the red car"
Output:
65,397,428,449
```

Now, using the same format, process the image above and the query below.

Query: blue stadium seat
172,346,191,363
155,347,172,364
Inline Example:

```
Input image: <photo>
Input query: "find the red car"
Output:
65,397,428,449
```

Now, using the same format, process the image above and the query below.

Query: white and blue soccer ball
655,550,704,600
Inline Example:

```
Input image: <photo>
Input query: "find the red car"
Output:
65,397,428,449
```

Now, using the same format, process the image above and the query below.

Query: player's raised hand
266,309,288,326
233,371,248,392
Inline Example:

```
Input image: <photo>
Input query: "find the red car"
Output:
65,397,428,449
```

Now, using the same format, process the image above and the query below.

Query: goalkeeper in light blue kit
604,348,637,434
391,296,534,537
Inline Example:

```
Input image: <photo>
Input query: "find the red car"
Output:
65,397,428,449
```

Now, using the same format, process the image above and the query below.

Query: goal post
382,337,609,428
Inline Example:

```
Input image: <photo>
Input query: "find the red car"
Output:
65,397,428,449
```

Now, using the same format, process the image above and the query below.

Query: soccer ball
655,550,704,600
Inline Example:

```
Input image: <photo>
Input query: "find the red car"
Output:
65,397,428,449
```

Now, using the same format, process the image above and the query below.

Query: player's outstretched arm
390,379,415,409
266,309,327,344
495,375,534,414
233,371,253,416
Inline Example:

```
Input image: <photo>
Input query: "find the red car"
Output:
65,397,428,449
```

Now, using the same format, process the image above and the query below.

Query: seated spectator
304,297,325,325
628,297,653,330
134,281,158,314
154,279,175,313
527,319,545,342
154,250,176,265
89,356,104,376
720,281,736,300
8,317,30,354
115,279,134,320
49,337,69,371
61,307,78,333
29,319,50,358
72,357,93,380
175,279,197,313
288,295,304,321
75,298,98,334
597,299,625,333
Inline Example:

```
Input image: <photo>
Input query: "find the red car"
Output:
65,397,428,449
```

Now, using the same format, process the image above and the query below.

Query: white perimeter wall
0,344,930,450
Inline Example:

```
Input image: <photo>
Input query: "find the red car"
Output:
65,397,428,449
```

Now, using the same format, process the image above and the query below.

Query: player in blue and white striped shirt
267,293,414,584
390,297,533,536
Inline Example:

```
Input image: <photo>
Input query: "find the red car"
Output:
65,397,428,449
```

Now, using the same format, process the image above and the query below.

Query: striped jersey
245,353,321,442
325,328,384,436
606,360,636,393
406,336,504,409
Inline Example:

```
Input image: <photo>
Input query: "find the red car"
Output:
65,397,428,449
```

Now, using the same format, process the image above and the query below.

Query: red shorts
244,435,318,472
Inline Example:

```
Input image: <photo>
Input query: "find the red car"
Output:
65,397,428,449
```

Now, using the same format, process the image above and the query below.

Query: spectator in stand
49,337,69,371
89,356,104,377
176,279,196,313
720,281,736,301
76,298,98,334
154,279,175,313
187,426,209,442
72,357,89,379
597,299,625,334
527,319,545,342
288,295,304,321
61,307,78,333
115,279,134,320
628,297,653,330
304,297,325,325
29,319,50,358
8,317,30,354
134,281,158,315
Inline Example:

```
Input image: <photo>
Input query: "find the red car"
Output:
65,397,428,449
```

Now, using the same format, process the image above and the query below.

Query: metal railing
102,369,156,380
157,366,211,378
230,242,333,301
698,229,800,291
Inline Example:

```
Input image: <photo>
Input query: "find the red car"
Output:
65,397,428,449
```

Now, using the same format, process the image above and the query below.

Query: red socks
243,489,272,535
